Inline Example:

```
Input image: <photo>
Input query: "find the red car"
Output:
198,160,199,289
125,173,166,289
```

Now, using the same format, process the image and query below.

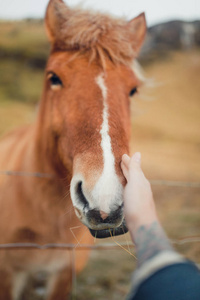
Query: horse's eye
47,72,62,89
129,87,137,97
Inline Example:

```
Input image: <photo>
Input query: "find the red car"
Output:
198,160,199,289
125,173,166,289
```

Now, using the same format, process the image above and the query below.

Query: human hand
121,153,173,265
121,153,158,234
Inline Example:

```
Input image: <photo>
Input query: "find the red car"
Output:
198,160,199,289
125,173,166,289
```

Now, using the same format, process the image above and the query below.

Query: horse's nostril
76,181,89,208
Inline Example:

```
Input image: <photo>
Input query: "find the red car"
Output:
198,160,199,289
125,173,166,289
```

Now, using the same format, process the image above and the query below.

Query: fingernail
133,152,141,163
122,153,130,162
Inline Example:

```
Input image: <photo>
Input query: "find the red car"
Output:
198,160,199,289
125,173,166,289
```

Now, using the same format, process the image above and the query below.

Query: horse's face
44,0,146,238
46,52,141,237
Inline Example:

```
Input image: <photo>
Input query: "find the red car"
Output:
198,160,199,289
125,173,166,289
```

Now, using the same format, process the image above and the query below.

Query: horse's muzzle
89,219,128,239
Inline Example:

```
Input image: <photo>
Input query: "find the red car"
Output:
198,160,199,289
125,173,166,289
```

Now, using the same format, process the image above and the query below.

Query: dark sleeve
129,261,200,300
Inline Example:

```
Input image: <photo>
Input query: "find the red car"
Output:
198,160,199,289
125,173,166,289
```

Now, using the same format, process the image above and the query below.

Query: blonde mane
47,2,138,66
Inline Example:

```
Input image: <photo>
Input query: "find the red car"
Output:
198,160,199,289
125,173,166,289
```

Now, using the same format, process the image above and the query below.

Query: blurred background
0,0,200,299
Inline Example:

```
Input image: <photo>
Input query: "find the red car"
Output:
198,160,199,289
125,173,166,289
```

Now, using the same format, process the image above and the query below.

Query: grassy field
0,20,200,299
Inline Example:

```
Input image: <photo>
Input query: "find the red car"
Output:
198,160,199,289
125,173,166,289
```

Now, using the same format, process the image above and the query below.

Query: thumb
121,154,131,180
122,154,131,168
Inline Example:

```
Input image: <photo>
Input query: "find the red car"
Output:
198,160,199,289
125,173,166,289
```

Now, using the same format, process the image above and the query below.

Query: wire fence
0,169,200,298
0,235,200,251
0,169,200,252
1,169,200,187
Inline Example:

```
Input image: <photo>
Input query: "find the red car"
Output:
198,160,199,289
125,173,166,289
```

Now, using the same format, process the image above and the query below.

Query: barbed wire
0,235,199,250
150,179,200,188
0,170,55,178
0,170,200,187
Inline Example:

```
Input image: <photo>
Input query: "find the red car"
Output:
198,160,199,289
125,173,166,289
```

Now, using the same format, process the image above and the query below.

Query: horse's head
43,0,146,238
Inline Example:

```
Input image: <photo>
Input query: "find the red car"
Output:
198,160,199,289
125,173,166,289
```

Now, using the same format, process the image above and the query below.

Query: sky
0,0,199,26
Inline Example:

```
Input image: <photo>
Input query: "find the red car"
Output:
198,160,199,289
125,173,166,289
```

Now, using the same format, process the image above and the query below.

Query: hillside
132,50,200,182
140,19,200,62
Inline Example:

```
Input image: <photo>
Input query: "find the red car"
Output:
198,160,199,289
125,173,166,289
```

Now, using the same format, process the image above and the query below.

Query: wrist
129,221,173,267
126,212,158,239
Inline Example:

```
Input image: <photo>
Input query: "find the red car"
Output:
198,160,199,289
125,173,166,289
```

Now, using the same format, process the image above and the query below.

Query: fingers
121,161,129,180
130,152,141,169
121,154,130,180
130,152,149,183
121,152,142,181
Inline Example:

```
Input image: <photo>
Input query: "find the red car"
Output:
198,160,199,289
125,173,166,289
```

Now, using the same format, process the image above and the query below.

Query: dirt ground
0,50,200,299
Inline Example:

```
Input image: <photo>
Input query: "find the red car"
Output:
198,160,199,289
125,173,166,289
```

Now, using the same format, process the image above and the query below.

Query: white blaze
91,74,123,213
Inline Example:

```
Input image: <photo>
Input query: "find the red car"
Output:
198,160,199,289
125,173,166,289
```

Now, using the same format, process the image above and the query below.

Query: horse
0,0,146,298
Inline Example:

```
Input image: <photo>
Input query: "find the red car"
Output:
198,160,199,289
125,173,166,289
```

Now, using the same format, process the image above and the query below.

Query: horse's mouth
89,220,128,239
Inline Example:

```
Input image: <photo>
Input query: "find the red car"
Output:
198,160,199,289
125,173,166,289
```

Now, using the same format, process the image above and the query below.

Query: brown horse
0,0,146,298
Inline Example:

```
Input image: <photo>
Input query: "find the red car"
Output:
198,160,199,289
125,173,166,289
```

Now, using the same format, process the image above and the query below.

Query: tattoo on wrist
134,221,173,267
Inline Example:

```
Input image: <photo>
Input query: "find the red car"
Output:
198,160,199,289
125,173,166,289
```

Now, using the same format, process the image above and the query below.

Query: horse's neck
34,93,71,178
15,125,74,223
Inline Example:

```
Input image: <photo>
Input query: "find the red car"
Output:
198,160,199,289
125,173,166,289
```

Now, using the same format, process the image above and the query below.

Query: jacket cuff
129,251,186,298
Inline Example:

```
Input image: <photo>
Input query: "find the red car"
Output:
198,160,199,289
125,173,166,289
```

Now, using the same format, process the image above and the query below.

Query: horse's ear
127,13,146,56
45,0,68,43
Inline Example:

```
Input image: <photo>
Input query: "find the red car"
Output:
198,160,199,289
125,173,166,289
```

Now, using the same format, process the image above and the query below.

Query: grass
0,100,35,136
131,50,200,182
0,20,49,64
0,60,44,104
72,248,136,300
0,20,48,105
